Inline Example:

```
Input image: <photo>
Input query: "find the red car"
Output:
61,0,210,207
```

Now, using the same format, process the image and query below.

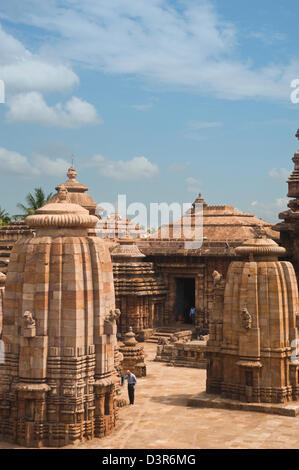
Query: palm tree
15,187,53,219
0,207,11,226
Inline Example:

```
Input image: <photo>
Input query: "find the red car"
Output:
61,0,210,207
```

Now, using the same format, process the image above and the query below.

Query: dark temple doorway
175,277,195,323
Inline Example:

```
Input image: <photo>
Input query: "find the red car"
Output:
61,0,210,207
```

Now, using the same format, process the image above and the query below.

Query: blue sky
0,0,299,223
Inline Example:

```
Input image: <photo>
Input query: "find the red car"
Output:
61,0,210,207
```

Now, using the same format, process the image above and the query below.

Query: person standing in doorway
124,369,137,405
189,306,196,324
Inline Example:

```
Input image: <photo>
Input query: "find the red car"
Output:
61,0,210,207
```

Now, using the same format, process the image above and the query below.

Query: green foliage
0,207,11,226
15,187,53,219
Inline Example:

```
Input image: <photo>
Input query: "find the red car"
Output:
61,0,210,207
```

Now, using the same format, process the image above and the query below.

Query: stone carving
212,270,223,286
23,311,36,337
158,337,169,345
23,311,36,328
104,309,121,335
57,184,68,202
240,307,252,330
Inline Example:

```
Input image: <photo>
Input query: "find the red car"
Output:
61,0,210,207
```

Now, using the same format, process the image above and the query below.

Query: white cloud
0,146,69,177
6,92,100,128
184,121,222,140
0,25,79,93
186,176,201,193
269,168,290,181
0,1,298,100
169,162,190,173
91,154,159,180
188,121,223,130
33,155,69,177
250,198,288,222
131,103,153,111
0,147,38,176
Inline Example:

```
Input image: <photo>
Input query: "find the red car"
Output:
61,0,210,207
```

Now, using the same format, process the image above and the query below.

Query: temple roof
111,239,146,260
96,212,148,240
48,165,97,214
153,194,277,243
26,185,98,230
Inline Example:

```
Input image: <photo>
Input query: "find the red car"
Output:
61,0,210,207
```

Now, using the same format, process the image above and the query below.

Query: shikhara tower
0,186,118,447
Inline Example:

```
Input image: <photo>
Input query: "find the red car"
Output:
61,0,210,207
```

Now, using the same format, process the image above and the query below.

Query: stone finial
192,192,207,209
67,165,77,181
124,327,138,347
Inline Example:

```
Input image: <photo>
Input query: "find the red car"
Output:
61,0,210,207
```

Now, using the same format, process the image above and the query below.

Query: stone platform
187,392,299,417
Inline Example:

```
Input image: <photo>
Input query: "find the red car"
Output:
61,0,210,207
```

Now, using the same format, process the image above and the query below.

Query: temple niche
0,186,118,447
111,239,167,340
205,237,299,407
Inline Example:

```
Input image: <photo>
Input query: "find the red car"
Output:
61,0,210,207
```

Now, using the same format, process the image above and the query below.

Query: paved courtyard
1,342,299,449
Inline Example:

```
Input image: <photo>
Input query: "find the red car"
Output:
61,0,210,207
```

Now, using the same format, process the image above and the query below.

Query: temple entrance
175,277,195,323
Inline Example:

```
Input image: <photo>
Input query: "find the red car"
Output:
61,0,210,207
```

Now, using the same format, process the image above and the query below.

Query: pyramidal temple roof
150,193,278,244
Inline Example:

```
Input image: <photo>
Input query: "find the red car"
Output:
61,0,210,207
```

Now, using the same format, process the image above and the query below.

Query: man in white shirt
124,370,137,405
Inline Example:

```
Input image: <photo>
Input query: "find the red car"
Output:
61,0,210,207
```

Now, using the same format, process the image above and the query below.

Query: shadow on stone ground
151,393,193,406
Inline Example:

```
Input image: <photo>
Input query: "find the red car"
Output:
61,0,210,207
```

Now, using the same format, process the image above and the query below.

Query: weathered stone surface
48,165,97,215
0,186,118,447
137,194,278,335
111,240,167,337
206,237,299,406
155,337,208,369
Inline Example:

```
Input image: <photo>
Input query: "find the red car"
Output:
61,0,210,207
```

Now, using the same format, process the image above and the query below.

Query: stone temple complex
3,137,299,446
0,186,118,447
0,166,278,339
137,194,277,335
